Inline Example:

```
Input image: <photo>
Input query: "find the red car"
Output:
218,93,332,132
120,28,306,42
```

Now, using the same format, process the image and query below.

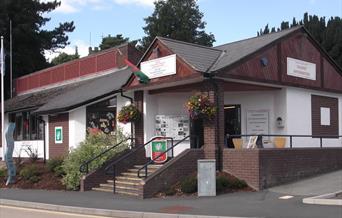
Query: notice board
246,110,269,135
155,115,189,140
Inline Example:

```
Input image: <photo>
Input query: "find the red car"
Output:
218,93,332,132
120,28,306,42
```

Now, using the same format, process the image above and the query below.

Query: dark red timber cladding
39,70,52,87
323,58,342,91
65,61,80,80
14,46,138,94
97,50,117,72
280,32,322,87
311,95,339,136
127,40,200,89
51,66,65,83
225,44,279,81
48,113,69,158
80,56,96,76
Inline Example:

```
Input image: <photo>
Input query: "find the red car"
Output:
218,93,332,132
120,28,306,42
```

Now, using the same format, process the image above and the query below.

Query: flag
124,59,150,84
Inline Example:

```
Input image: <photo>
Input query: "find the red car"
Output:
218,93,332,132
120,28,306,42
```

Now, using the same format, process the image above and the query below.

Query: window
10,112,44,141
86,97,117,135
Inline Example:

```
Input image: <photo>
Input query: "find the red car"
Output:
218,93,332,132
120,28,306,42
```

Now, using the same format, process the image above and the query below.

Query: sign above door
141,54,176,79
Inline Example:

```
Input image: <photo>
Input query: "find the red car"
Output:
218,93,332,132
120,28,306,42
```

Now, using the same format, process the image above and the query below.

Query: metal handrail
227,134,342,148
79,137,134,174
137,135,199,178
104,136,174,193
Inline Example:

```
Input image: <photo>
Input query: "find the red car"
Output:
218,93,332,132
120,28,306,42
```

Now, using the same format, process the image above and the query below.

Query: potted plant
117,104,140,124
186,94,216,120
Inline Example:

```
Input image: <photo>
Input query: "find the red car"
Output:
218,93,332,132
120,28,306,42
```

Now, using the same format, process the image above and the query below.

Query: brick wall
223,148,342,190
48,113,69,158
142,149,204,198
201,80,225,169
134,91,144,146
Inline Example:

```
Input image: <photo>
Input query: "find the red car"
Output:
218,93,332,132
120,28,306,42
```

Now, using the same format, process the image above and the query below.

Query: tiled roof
5,67,132,114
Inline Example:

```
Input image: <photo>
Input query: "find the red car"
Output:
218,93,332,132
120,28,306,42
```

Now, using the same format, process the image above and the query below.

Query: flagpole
10,20,13,98
1,36,5,157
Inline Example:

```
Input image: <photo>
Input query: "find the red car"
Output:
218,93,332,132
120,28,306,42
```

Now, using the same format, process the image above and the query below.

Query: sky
43,0,342,61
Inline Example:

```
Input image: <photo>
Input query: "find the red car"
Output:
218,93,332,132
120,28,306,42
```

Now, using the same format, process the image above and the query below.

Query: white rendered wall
69,107,86,150
144,91,192,157
286,87,342,147
116,92,133,137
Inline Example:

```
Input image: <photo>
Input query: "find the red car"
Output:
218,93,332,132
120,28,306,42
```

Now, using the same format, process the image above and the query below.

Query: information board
155,115,189,140
55,126,63,144
246,110,269,135
140,54,177,79
287,57,316,80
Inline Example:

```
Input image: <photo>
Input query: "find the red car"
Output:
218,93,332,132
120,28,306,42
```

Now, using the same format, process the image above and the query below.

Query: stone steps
92,164,163,197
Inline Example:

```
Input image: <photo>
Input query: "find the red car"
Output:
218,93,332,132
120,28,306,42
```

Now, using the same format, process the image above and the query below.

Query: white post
1,36,5,159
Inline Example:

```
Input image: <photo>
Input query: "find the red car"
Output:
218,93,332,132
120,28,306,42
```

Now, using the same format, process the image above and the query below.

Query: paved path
269,170,342,196
0,205,111,218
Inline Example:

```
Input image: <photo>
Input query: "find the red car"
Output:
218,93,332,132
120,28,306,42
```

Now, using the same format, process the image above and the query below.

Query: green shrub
29,175,40,183
62,129,129,190
181,176,197,194
0,168,6,177
54,165,65,177
216,176,229,192
229,179,248,189
47,157,64,172
165,187,176,196
19,165,40,181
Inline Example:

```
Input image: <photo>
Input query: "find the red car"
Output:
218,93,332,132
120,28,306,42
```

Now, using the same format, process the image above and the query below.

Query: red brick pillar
134,91,144,147
201,79,224,169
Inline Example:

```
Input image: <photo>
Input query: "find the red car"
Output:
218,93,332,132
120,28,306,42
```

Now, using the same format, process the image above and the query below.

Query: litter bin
197,159,216,197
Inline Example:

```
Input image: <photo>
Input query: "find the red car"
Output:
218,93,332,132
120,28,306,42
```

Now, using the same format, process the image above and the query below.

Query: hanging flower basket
186,94,216,120
117,104,140,124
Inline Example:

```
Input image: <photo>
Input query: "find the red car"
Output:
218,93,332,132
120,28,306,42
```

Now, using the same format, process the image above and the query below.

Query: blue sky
44,0,342,60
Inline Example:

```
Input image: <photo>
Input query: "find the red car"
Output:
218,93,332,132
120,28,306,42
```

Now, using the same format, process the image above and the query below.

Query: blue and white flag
0,44,4,76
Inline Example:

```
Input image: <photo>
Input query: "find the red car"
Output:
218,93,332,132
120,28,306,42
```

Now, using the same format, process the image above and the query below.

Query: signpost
55,126,63,144
151,140,167,164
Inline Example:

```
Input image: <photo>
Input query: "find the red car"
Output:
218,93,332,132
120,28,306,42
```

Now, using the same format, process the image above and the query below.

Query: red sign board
151,140,167,163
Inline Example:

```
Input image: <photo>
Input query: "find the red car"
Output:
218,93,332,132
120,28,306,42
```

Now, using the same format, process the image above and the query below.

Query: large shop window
11,112,44,141
86,97,117,135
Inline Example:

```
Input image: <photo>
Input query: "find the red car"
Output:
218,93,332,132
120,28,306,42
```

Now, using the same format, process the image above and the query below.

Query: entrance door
190,118,204,148
224,105,241,148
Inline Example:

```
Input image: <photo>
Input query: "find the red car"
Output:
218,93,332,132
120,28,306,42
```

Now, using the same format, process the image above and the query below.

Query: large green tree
51,48,79,66
89,34,138,55
258,13,342,68
140,0,215,50
0,0,74,97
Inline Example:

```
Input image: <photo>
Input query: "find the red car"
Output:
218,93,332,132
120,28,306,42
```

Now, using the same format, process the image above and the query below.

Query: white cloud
41,0,108,13
113,0,156,7
45,39,90,62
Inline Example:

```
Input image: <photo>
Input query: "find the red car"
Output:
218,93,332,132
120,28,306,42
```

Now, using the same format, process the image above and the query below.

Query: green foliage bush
62,130,129,190
0,168,6,177
19,165,40,183
216,176,229,192
47,157,65,177
165,187,176,196
229,179,248,189
29,175,40,183
180,176,197,194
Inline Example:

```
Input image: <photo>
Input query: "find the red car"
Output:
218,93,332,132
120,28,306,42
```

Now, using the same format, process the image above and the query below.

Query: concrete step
127,168,158,173
133,164,163,169
92,187,113,193
116,190,139,197
121,172,144,177
115,176,142,181
115,180,141,186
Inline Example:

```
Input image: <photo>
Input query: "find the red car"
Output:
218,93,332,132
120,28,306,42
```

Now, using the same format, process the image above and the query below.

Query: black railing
104,136,174,193
137,135,199,178
79,137,134,174
227,134,342,148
